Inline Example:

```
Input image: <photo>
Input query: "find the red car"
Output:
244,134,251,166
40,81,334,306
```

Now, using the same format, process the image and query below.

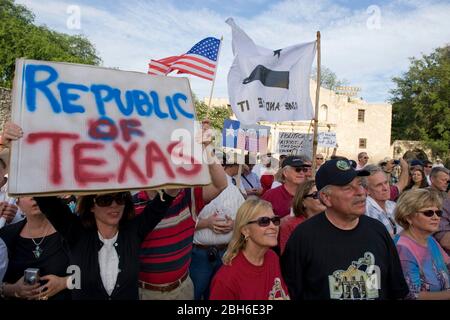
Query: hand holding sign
2,122,23,147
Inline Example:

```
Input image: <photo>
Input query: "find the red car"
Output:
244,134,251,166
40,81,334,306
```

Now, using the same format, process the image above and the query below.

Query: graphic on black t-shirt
268,277,290,300
328,252,380,300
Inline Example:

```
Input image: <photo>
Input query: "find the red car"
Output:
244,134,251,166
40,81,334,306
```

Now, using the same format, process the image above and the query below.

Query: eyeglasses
304,191,319,200
418,209,443,218
247,216,281,227
94,193,127,207
294,167,309,173
316,157,323,160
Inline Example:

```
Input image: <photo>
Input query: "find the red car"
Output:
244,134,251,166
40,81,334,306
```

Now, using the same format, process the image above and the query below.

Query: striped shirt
365,196,402,237
134,188,204,284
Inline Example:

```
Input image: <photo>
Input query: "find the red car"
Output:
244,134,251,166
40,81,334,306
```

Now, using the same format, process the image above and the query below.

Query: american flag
148,37,220,81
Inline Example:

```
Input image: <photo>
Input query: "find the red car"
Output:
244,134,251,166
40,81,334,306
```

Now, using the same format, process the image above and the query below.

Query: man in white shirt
362,165,402,237
190,156,246,299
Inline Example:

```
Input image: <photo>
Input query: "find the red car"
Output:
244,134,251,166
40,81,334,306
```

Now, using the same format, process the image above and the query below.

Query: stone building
210,81,394,164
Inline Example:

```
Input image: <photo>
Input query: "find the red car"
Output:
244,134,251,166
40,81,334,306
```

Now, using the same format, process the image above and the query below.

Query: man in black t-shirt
281,159,409,300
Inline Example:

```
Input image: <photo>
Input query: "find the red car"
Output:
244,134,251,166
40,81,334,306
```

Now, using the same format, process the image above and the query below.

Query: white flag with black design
226,18,316,125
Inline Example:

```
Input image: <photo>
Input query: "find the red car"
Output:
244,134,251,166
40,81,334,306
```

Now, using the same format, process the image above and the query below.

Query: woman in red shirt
209,198,289,300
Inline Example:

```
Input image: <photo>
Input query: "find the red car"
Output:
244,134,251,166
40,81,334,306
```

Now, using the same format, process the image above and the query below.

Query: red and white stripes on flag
148,37,220,81
147,56,179,76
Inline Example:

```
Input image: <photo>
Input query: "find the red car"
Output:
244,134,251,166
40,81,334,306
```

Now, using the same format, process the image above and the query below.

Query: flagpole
207,36,224,110
312,31,321,174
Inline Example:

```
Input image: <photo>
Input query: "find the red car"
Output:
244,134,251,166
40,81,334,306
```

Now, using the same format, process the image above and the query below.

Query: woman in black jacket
35,190,176,300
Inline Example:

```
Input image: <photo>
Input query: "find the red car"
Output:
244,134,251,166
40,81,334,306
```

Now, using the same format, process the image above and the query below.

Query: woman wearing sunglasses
33,191,176,300
209,198,290,300
279,180,326,255
394,189,450,299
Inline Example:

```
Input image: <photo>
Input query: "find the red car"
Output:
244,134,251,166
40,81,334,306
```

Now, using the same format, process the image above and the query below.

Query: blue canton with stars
186,37,220,61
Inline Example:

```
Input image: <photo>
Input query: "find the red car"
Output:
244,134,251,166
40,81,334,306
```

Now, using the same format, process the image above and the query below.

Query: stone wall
392,140,433,161
0,87,12,130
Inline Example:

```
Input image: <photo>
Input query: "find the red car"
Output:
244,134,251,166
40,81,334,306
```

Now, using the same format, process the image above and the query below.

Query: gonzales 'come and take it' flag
226,18,316,125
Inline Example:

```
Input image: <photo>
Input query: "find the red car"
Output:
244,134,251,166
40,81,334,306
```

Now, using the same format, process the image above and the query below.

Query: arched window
319,104,328,122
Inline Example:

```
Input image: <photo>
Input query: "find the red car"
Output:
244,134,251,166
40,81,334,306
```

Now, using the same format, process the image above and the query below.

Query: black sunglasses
304,191,319,200
94,193,127,207
419,209,443,218
294,167,309,173
247,216,281,227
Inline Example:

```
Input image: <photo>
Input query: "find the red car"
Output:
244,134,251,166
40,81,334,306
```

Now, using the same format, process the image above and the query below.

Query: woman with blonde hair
209,198,289,300
394,189,450,299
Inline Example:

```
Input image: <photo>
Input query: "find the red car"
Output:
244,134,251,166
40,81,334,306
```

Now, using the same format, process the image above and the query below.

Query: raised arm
34,196,82,245
395,158,410,194
200,120,227,203
202,145,228,203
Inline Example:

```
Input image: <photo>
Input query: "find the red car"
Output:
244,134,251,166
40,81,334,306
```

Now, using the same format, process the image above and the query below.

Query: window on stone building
358,109,365,122
359,138,367,149
319,104,328,122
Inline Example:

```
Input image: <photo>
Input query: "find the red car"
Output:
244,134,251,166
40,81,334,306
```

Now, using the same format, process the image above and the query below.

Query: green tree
311,66,348,91
390,46,450,159
194,96,233,131
0,0,101,87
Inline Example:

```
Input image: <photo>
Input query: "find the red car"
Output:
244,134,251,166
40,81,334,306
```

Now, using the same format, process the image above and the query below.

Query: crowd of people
0,121,449,300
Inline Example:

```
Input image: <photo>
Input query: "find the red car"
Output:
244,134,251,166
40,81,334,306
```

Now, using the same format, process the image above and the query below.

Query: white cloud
16,0,450,103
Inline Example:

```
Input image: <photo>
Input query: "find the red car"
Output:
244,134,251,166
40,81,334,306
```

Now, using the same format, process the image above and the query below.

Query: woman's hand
8,276,40,299
0,202,18,223
1,122,23,147
30,275,68,300
211,214,234,234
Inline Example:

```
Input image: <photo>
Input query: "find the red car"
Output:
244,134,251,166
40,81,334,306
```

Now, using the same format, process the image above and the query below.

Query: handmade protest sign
276,132,312,155
8,59,211,195
318,132,337,148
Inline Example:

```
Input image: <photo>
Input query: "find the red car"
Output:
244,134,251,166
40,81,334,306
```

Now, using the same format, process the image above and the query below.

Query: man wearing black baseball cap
281,159,409,300
262,156,310,218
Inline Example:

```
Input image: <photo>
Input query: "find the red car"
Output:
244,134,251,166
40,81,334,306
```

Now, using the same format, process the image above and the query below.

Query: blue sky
16,0,450,103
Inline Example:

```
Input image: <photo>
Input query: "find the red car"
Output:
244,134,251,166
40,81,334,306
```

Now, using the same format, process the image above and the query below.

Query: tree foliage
390,46,450,158
311,66,348,91
0,0,101,88
194,96,233,131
